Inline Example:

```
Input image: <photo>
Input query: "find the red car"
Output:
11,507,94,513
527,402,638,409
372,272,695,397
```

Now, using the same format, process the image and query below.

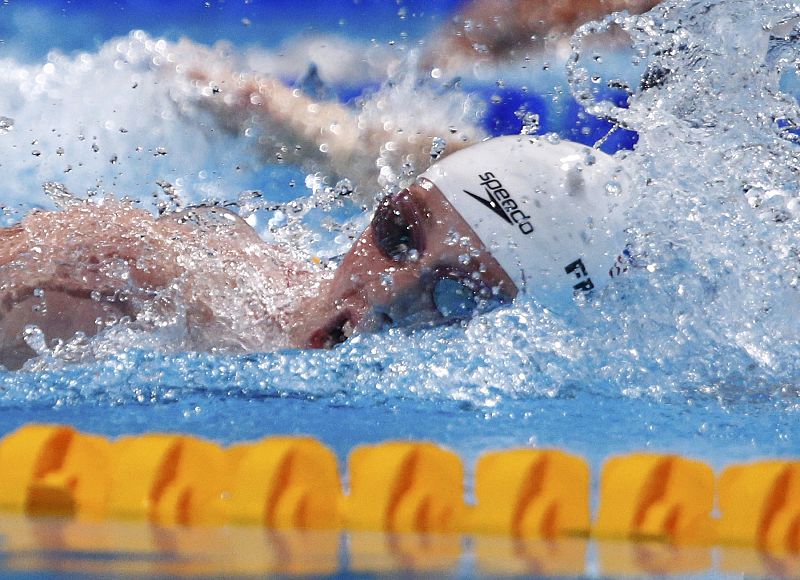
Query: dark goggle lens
433,277,479,319
432,274,508,321
372,193,422,262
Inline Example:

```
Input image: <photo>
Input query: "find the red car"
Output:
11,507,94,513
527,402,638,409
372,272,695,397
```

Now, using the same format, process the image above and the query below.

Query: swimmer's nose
305,282,436,350
337,264,441,334
369,271,439,323
301,231,440,348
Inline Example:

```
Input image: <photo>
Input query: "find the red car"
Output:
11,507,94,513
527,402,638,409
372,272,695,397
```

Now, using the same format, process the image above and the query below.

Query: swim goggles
370,189,510,321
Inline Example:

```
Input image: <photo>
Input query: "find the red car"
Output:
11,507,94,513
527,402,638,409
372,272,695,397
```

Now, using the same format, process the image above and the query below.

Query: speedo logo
463,172,533,235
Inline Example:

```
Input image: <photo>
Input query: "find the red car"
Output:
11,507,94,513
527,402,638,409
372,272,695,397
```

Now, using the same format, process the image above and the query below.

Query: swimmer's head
296,180,516,348
421,135,632,303
296,135,631,349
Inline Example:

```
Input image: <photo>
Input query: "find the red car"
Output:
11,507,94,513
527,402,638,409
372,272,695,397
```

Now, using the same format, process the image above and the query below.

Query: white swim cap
419,135,632,306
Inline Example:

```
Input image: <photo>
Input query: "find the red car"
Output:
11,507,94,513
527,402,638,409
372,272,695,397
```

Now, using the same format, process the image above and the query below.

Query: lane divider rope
0,423,796,554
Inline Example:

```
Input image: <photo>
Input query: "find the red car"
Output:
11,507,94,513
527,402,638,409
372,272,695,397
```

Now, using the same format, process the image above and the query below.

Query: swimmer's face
297,180,517,348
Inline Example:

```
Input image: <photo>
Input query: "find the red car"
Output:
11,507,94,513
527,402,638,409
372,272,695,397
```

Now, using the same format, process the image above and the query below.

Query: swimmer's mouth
308,312,357,349
307,310,394,349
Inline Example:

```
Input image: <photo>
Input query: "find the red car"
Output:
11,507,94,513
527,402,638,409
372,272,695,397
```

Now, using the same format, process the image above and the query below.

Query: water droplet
43,182,82,209
334,178,353,197
430,137,446,159
22,325,48,356
0,116,14,134
605,181,622,196
519,112,540,136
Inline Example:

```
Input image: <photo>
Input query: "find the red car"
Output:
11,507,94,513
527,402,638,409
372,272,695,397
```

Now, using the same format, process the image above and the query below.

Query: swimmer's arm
547,0,663,28
232,75,363,160
0,203,181,369
189,68,363,169
429,0,662,66
0,202,317,368
236,74,480,175
459,0,662,35
189,67,481,190
0,203,179,303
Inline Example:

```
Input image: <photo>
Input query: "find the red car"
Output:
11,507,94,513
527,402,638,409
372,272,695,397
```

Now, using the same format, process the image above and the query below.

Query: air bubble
605,181,622,196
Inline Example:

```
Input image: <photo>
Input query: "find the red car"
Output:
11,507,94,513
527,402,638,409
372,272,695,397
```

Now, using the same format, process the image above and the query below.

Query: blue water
0,0,461,61
1,344,796,479
0,6,799,577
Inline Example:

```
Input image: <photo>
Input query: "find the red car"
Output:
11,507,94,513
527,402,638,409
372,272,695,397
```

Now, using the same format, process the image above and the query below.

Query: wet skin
0,201,315,369
289,179,517,349
0,183,515,368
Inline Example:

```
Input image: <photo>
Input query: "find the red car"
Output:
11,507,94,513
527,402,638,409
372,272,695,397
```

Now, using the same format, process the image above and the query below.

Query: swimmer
291,135,632,348
0,0,645,369
427,0,662,71
0,135,631,369
181,0,662,195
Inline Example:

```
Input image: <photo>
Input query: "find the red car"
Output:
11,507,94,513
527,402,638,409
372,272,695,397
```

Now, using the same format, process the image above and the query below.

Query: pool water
2,511,795,578
1,0,799,576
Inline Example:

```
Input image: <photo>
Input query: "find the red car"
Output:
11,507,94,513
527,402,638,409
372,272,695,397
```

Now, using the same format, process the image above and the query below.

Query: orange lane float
468,448,590,538
593,453,716,545
0,424,112,519
343,441,464,533
718,460,800,553
225,436,341,529
0,422,797,562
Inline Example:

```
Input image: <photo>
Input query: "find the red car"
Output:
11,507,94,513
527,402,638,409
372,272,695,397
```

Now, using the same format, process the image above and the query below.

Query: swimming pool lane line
0,423,797,568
